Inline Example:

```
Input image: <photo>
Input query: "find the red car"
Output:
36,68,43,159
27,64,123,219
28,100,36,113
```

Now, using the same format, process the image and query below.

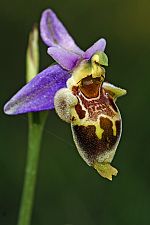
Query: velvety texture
4,65,70,115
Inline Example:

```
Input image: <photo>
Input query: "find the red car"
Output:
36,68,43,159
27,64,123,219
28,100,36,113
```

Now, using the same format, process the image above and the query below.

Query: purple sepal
83,38,106,59
4,65,70,115
47,46,81,71
40,9,83,55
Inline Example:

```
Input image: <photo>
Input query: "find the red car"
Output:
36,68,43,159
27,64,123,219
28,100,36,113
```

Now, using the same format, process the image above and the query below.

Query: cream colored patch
54,88,78,123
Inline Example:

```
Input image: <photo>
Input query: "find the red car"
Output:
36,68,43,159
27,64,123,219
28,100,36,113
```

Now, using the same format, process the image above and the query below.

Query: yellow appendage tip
93,162,118,181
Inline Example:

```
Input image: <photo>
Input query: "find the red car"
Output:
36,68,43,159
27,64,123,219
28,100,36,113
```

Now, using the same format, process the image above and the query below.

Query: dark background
1,0,150,225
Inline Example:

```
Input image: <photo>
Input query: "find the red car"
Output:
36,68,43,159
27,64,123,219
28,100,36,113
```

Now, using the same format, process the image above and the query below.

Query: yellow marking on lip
76,119,104,140
112,120,116,136
98,115,117,137
71,107,104,139
111,111,121,136
95,123,104,140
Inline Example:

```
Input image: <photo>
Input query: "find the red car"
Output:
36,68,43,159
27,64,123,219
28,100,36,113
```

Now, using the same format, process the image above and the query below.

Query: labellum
54,52,126,180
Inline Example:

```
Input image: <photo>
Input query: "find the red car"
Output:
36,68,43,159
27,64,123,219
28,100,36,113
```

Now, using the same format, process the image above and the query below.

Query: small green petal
92,51,108,66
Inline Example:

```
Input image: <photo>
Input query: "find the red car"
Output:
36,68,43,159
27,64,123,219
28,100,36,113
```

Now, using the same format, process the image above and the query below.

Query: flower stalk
17,26,48,225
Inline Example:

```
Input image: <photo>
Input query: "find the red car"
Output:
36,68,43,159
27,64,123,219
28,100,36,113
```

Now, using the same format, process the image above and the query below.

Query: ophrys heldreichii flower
4,9,127,180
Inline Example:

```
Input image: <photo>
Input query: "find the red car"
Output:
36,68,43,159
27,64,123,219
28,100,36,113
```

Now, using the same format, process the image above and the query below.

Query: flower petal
47,46,81,71
83,38,106,60
4,65,70,115
40,9,83,55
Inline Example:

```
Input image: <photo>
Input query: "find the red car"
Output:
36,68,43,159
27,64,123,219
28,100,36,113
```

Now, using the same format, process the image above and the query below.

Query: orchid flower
4,9,126,180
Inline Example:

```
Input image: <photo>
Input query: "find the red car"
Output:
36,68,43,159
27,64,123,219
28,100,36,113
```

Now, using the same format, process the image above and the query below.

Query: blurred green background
1,0,150,225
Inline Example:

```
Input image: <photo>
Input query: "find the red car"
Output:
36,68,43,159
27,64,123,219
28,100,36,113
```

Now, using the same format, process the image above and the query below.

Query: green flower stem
17,112,47,225
17,26,48,225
